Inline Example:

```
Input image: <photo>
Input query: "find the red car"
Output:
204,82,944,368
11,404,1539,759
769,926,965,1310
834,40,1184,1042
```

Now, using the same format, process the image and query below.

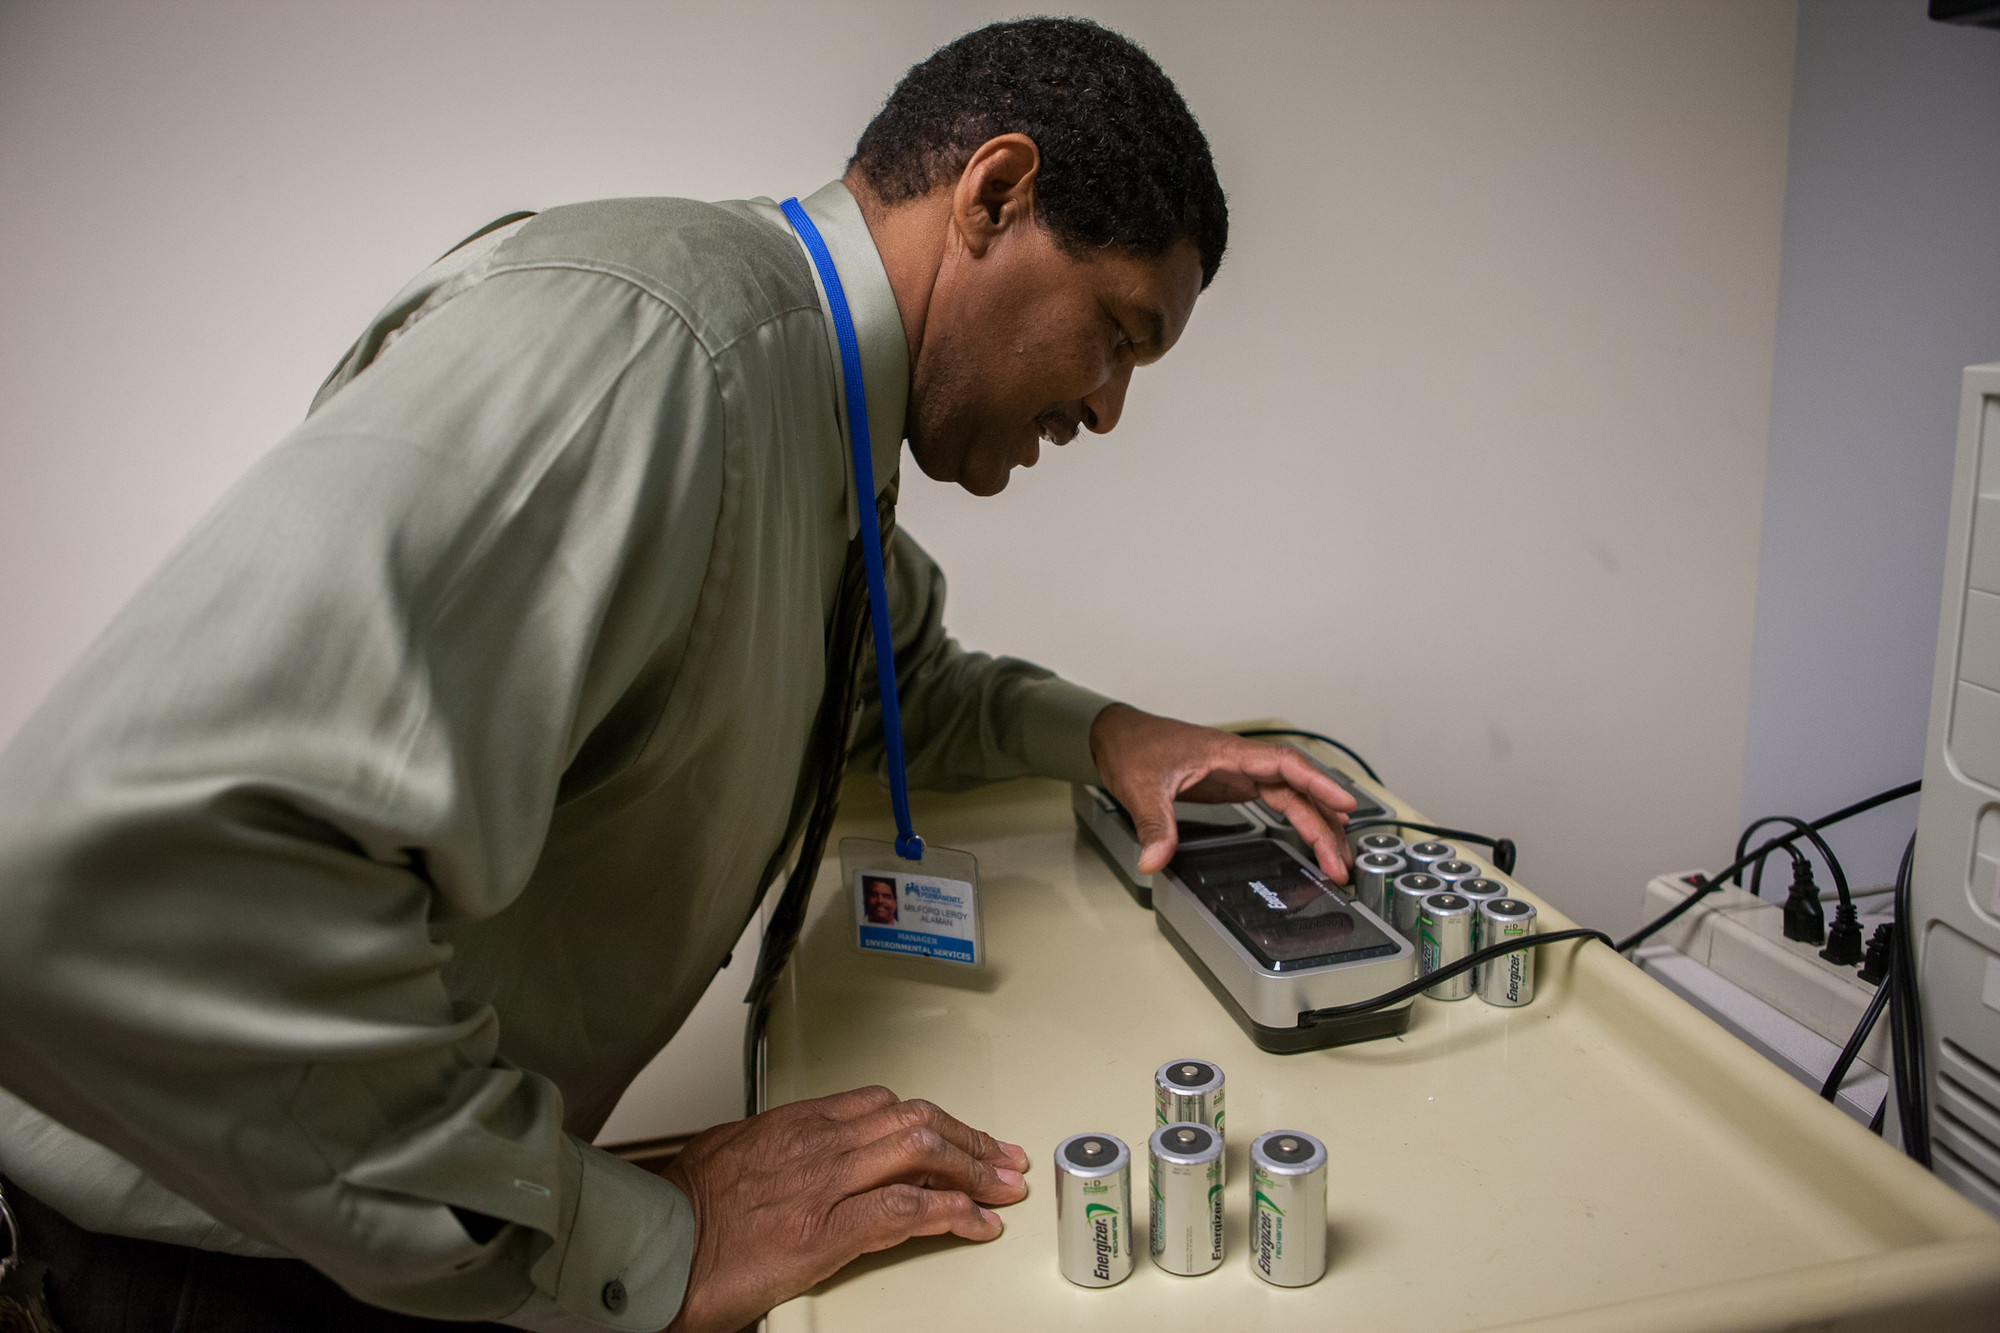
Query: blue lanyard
781,197,923,862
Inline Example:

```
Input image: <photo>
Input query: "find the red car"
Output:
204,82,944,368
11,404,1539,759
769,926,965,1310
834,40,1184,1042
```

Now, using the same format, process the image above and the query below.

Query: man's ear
950,134,1040,259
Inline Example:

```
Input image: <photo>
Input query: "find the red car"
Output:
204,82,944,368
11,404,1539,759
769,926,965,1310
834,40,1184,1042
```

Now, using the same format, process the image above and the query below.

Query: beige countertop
760,742,2000,1331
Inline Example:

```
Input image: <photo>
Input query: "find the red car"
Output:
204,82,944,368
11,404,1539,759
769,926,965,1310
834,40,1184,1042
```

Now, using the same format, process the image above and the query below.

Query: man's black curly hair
850,17,1228,288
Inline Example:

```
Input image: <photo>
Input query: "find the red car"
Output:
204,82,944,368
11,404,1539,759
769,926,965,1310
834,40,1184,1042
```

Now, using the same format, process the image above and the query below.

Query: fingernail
979,1207,1004,1230
998,1140,1027,1164
995,1167,1025,1191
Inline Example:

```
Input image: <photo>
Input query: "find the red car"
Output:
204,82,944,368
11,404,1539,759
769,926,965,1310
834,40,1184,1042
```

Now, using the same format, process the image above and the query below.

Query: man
0,17,1353,1333
861,877,899,926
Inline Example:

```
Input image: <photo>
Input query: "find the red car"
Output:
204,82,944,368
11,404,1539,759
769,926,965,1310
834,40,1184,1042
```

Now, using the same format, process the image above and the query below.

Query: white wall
898,1,1797,934
2,1,1801,1135
1740,0,2000,893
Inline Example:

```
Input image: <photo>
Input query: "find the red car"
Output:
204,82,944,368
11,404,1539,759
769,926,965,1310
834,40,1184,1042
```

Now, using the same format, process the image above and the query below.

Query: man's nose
1082,364,1132,435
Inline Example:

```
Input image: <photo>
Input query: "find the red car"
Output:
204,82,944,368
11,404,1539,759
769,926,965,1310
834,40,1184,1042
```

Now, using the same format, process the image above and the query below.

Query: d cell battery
1056,1133,1133,1287
1249,1130,1328,1287
1429,858,1480,889
1354,852,1408,922
1403,840,1454,878
1154,1059,1225,1138
1149,1122,1224,1276
1476,898,1538,1007
1457,877,1509,932
1418,891,1476,1000
1352,831,1405,861
1392,872,1442,944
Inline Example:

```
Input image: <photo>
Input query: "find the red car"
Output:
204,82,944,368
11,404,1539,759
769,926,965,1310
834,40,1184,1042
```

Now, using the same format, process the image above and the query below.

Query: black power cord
1858,923,1894,985
1758,816,1861,966
1737,814,1864,963
1231,728,1382,784
1820,954,1892,1103
1295,927,1615,1022
1777,845,1827,948
1346,818,1518,876
1617,780,1918,954
1746,837,1787,902
1734,815,1809,891
1776,830,1927,1164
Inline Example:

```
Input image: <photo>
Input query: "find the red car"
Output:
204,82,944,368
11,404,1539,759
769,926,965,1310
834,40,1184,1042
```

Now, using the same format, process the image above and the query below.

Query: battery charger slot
1099,793,1262,844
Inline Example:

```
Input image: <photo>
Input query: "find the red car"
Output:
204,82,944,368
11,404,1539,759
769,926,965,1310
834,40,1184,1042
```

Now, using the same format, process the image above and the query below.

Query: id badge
841,836,982,968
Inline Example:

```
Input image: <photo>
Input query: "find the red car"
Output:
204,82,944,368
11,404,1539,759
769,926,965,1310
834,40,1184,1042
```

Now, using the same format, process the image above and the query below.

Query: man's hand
660,1086,1028,1333
1088,704,1357,881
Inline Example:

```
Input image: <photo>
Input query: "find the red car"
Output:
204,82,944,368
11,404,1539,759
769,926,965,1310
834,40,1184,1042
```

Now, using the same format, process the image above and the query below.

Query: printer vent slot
1941,1038,2000,1105
1936,1039,2000,1212
1934,1139,2000,1218
1937,1102,2000,1169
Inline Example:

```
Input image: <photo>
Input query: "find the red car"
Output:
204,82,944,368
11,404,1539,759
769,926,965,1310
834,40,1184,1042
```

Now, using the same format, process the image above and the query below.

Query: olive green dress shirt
0,181,1113,1330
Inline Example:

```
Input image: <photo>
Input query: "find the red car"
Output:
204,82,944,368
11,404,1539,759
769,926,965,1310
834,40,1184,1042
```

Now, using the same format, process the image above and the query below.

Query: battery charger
1154,837,1417,1052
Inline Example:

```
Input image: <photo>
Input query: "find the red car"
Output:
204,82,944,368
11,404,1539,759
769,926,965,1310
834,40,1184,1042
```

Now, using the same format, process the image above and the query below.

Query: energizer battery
1352,831,1405,862
1149,1122,1224,1276
1476,898,1538,1007
1392,871,1442,944
1429,858,1480,889
1418,891,1476,1000
1457,877,1509,932
1354,851,1408,922
1249,1130,1328,1287
1403,840,1454,878
1154,1059,1225,1138
1056,1133,1133,1286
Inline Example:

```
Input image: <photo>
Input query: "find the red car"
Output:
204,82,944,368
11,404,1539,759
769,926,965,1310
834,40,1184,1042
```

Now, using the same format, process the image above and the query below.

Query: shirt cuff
504,1142,696,1332
1014,678,1117,786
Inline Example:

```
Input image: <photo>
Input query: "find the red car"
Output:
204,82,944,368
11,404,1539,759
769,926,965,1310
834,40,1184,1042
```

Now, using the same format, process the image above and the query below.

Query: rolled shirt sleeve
0,265,717,1327
852,527,1116,792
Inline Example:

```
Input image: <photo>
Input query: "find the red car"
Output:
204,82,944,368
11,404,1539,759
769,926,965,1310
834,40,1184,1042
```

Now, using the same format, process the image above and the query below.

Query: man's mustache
1035,410,1080,447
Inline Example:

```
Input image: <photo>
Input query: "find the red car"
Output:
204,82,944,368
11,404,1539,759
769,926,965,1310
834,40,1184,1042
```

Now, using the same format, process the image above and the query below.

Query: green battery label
1253,1166,1287,1273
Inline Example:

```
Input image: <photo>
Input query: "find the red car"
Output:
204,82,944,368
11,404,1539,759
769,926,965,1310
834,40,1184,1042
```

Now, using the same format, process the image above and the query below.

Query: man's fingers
804,1085,902,1123
1095,715,1361,880
1262,747,1357,819
1209,739,1353,812
1177,770,1259,804
832,1184,1004,1256
836,1120,1027,1205
1259,782,1350,882
663,1090,1024,1333
838,1098,1025,1171
1178,742,1355,830
1128,787,1182,876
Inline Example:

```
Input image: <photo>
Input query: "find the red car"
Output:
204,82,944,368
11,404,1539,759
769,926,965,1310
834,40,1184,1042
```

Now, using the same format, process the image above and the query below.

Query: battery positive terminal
1781,852,1826,947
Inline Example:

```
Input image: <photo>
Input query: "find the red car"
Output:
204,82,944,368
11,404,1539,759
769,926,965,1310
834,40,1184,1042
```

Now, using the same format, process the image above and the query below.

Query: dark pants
2,1177,509,1333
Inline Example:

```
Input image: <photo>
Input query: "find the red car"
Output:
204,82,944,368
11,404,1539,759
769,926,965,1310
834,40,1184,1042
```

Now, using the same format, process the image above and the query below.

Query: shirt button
602,1278,627,1313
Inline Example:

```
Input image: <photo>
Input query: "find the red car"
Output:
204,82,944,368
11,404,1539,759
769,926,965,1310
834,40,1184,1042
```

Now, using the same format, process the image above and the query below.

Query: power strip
1636,872,1892,1122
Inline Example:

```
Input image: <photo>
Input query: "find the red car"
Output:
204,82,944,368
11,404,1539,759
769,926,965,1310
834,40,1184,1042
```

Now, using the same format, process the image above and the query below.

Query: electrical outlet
1637,872,1891,1072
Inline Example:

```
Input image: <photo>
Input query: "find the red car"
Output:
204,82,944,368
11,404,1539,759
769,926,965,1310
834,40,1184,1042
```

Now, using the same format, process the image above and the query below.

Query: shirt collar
791,180,909,536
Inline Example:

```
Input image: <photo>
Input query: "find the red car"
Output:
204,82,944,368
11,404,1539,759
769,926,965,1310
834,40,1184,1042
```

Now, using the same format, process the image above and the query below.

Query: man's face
864,880,897,923
906,228,1204,496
